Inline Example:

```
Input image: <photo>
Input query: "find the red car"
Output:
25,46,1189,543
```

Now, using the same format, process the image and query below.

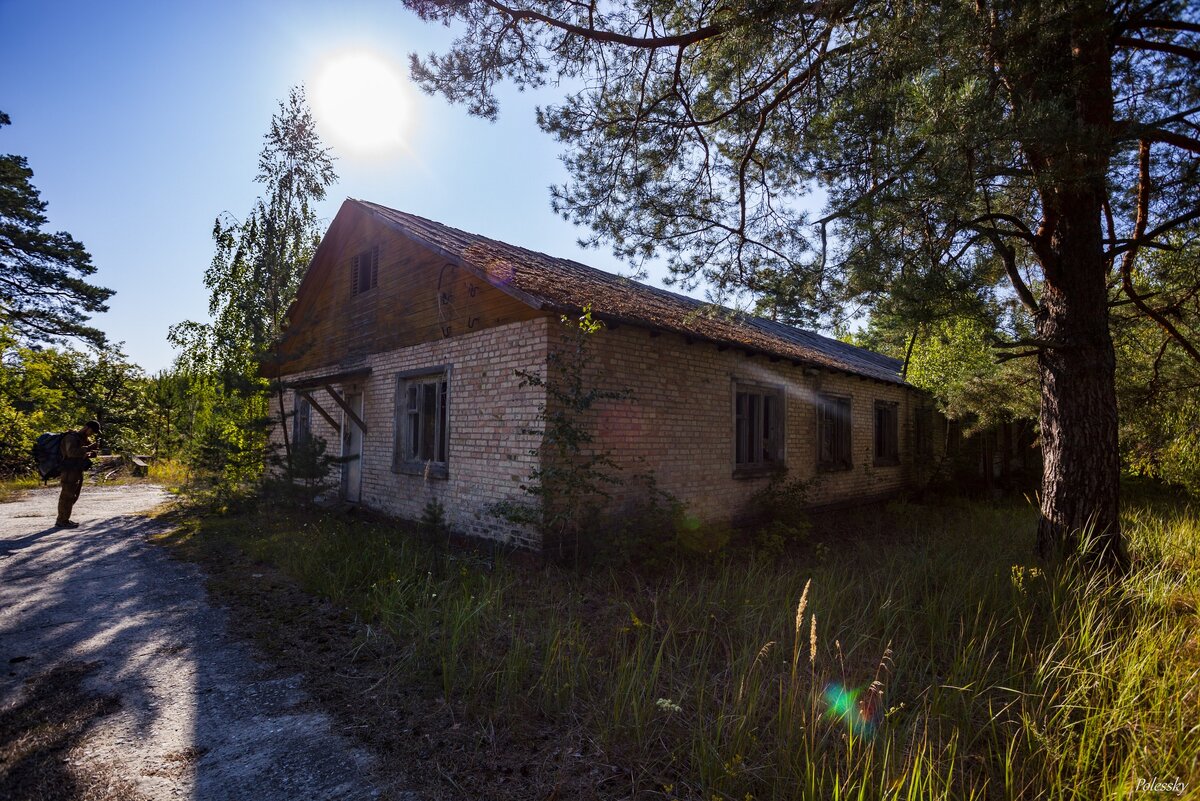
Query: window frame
350,246,379,296
817,394,853,471
732,379,786,478
392,365,451,478
873,400,900,466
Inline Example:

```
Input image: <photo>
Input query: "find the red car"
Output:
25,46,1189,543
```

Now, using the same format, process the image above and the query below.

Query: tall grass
176,491,1200,800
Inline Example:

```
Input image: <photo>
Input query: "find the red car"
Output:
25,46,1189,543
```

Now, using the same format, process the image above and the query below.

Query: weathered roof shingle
355,200,906,385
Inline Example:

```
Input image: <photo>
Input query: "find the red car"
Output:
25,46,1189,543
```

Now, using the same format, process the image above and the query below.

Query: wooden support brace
297,390,341,436
323,384,369,434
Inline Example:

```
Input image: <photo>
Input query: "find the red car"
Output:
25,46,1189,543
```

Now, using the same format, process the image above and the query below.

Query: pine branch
1120,140,1200,365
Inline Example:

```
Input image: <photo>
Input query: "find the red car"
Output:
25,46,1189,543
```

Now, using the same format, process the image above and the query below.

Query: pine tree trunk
1035,199,1129,571
1022,5,1129,572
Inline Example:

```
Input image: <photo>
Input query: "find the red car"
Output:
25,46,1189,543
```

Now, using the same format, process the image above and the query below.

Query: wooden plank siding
273,204,543,375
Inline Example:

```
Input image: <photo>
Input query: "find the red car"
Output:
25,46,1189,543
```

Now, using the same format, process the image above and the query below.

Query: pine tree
404,0,1200,570
0,111,113,346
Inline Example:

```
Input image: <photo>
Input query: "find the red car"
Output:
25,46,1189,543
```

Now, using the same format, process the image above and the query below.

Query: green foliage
144,368,192,456
405,0,1197,327
262,433,338,507
0,111,113,347
33,343,151,453
288,434,337,496
419,498,448,547
1113,236,1200,494
672,516,733,556
168,87,337,494
0,326,151,475
864,313,1039,434
197,86,336,374
0,394,37,476
745,474,812,554
188,413,272,507
405,0,1200,563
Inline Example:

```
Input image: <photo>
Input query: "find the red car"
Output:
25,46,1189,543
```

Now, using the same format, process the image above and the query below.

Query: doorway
340,389,364,503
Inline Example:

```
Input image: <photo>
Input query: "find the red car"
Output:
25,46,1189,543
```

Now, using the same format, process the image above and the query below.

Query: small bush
419,498,447,546
744,474,812,553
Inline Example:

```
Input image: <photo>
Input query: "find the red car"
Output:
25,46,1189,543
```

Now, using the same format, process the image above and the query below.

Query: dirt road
0,485,413,800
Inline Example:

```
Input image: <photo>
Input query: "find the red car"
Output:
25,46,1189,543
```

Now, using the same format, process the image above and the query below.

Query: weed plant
172,489,1199,800
146,457,190,490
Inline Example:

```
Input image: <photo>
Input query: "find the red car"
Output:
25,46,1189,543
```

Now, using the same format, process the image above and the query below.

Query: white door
341,390,364,503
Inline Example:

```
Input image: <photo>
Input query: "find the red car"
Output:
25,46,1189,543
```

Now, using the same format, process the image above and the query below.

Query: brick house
268,199,941,547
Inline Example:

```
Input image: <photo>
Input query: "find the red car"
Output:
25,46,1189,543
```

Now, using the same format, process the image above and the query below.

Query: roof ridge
350,199,907,385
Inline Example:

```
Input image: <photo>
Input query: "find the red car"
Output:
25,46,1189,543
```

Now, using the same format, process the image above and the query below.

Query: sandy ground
0,485,416,800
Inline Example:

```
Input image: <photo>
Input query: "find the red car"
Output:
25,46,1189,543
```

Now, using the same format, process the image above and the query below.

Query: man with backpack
56,420,100,529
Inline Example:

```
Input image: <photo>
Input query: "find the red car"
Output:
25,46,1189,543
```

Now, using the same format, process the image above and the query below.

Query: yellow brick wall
577,325,930,522
273,316,937,547
273,317,552,547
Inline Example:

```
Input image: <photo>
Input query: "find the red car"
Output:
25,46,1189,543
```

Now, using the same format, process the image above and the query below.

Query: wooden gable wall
275,204,543,375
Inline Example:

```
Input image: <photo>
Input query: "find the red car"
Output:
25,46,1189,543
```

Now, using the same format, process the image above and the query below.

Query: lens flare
823,683,876,735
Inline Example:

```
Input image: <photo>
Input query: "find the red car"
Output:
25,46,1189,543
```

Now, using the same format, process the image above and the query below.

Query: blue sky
0,0,677,372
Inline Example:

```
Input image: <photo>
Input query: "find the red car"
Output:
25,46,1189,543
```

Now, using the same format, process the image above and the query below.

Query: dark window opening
351,246,379,295
818,394,852,470
874,401,900,466
395,371,448,477
734,383,784,474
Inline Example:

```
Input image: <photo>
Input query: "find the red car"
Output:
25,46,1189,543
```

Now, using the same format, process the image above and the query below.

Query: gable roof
349,199,907,385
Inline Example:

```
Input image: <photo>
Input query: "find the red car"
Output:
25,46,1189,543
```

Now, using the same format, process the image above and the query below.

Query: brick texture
273,317,551,547
274,317,938,548
574,325,931,521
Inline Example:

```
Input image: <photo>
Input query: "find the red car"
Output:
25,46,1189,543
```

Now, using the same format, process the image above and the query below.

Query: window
394,368,449,477
293,394,312,447
874,401,900,465
734,382,784,474
817,394,852,470
351,246,379,295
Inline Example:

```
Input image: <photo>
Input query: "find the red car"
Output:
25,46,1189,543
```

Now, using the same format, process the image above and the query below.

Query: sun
312,51,409,155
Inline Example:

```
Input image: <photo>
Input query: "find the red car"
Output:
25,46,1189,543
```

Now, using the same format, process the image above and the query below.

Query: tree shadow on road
0,527,62,558
0,660,149,801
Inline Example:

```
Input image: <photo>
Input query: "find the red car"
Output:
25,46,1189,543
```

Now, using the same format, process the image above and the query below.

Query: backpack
32,432,66,481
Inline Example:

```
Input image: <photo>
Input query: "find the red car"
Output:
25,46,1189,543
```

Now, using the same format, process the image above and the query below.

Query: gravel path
0,485,411,801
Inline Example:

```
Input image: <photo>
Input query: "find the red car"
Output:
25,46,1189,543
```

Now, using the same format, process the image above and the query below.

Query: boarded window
874,401,900,465
293,394,312,447
734,382,784,473
394,369,449,477
817,394,852,470
350,246,379,295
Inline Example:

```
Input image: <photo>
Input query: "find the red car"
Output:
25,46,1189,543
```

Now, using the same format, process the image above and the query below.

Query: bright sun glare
313,51,408,155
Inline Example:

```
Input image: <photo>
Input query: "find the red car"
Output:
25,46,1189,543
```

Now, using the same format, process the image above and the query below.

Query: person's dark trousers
56,470,83,525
